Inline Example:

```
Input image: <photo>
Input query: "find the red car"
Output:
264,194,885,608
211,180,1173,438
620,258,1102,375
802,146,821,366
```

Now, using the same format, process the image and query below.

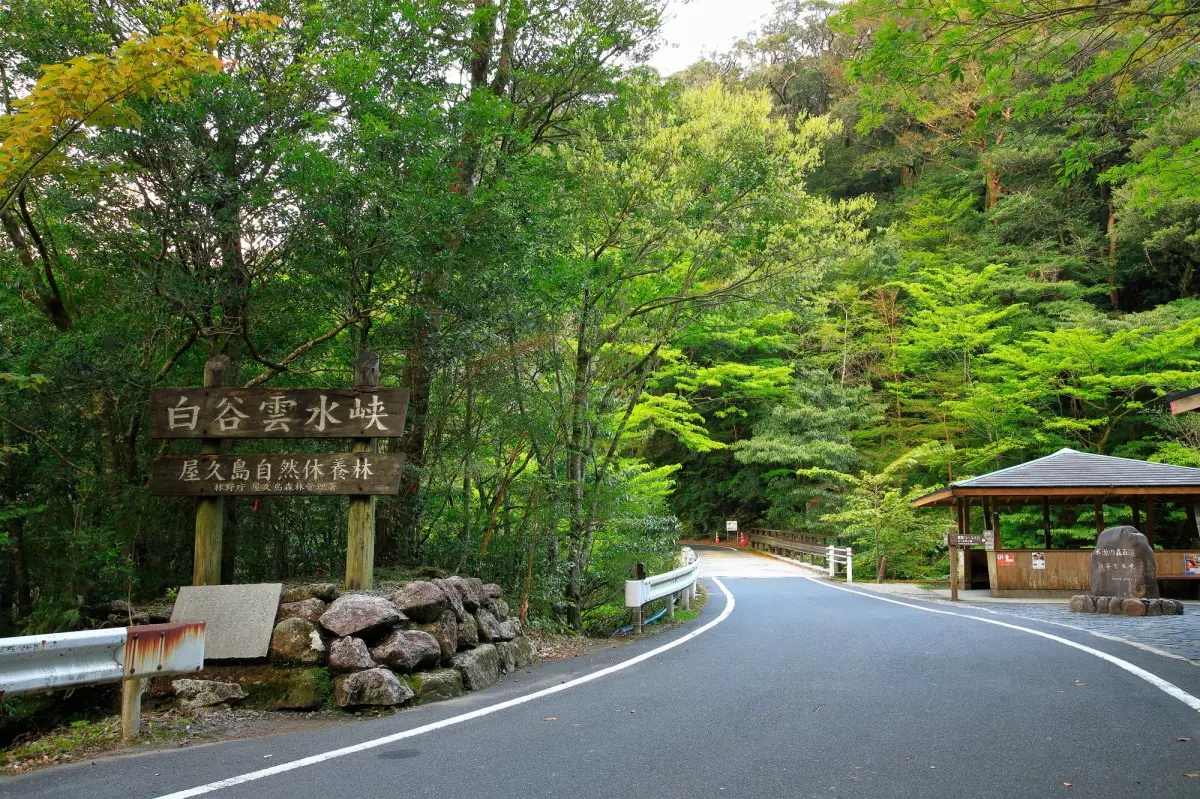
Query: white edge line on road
964,602,1200,666
805,577,1200,712
154,578,736,799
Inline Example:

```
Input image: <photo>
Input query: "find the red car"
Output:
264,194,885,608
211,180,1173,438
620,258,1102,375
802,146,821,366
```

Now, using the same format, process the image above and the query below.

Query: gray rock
390,581,450,623
433,577,469,623
172,679,246,711
451,643,500,691
328,636,375,671
1090,526,1159,599
492,598,510,620
370,629,442,672
510,636,538,669
333,668,412,707
277,598,328,624
406,668,464,705
457,608,479,649
1145,598,1162,616
497,618,521,641
448,576,485,612
496,640,518,673
483,583,504,600
417,610,458,662
319,594,403,638
474,609,503,642
282,583,341,603
270,618,326,666
1109,596,1125,614
1164,599,1185,615
172,583,283,660
1094,596,1111,613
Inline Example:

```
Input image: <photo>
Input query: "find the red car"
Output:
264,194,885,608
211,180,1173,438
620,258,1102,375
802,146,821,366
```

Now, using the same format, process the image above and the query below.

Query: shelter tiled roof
953,448,1200,489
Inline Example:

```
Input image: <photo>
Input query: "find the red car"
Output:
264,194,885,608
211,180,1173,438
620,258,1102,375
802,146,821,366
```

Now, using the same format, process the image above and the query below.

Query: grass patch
2,714,180,774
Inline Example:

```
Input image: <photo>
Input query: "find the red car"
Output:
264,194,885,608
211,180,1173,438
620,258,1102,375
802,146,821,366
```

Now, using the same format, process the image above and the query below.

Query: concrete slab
171,583,283,660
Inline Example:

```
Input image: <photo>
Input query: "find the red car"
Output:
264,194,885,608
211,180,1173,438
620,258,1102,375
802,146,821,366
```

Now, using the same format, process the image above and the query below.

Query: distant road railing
748,532,854,582
625,554,700,634
0,621,205,740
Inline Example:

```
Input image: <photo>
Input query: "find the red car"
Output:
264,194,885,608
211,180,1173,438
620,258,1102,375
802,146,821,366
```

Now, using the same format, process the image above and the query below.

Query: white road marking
155,578,736,799
805,577,1200,712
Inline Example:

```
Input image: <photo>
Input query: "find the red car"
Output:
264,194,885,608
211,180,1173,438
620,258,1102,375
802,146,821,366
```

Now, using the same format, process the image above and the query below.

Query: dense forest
1,0,1197,635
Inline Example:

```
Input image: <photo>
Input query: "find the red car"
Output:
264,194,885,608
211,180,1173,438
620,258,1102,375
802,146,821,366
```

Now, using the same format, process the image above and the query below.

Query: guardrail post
827,544,835,577
121,678,142,741
681,585,691,611
665,593,675,621
847,548,854,583
632,605,643,635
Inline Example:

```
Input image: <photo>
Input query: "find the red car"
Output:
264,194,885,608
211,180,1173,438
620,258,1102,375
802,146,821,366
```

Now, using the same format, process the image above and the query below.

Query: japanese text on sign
151,388,409,439
150,454,405,496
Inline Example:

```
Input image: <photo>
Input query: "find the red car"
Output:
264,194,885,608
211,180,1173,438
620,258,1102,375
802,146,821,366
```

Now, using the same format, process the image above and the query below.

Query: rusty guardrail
0,621,205,740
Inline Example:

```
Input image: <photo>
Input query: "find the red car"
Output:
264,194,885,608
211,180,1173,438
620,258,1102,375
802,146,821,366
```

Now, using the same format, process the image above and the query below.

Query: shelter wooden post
949,501,961,602
193,355,230,586
1132,500,1141,530
1187,503,1198,540
345,352,380,591
1145,496,1155,547
992,504,1001,550
1041,497,1052,549
1094,500,1104,534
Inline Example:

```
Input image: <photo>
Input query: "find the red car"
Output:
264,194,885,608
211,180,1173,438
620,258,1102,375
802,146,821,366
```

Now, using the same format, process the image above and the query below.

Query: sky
648,0,778,76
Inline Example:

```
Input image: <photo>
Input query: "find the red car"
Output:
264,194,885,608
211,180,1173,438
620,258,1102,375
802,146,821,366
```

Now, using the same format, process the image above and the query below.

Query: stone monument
1069,526,1183,615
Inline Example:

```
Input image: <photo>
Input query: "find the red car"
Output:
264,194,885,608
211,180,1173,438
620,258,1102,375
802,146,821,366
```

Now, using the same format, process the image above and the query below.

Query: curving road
6,546,1199,799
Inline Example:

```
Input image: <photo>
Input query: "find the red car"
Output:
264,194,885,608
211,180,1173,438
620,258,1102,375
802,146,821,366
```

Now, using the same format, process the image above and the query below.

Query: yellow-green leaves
0,4,280,212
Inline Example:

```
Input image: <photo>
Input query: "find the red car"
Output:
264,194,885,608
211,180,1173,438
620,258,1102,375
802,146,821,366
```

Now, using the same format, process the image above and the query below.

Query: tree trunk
564,293,593,631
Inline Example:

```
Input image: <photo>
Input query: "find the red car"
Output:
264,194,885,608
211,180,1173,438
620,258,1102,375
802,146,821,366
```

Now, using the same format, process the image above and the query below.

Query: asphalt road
7,546,1200,799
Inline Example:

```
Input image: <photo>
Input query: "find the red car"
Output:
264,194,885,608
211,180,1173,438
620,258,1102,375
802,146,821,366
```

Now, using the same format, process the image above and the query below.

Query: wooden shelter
912,448,1200,597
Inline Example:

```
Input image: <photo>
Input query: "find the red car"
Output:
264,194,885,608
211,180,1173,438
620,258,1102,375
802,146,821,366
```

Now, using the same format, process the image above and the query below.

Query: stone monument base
1067,595,1184,616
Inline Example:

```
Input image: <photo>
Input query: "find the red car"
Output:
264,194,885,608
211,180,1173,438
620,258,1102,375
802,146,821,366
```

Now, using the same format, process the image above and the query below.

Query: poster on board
1185,553,1198,576
1031,552,1046,570
997,554,1015,567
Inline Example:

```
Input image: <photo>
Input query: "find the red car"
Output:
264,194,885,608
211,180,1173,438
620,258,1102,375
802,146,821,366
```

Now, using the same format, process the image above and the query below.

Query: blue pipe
613,605,668,636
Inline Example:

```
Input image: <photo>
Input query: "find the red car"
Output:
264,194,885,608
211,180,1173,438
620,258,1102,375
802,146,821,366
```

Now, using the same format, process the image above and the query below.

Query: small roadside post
947,522,959,602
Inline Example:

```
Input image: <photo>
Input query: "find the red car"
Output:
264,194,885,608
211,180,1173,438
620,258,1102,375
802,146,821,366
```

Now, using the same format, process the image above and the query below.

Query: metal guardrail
749,534,854,582
0,621,206,740
625,554,701,634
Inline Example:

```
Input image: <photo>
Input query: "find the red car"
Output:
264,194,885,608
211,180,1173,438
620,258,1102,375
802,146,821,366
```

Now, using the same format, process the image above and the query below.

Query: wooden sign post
346,352,380,591
194,355,230,586
150,352,408,590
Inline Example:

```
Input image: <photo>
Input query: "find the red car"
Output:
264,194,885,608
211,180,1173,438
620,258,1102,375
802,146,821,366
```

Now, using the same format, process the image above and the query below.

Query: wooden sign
150,388,409,439
945,533,986,547
1170,390,1200,415
150,453,405,496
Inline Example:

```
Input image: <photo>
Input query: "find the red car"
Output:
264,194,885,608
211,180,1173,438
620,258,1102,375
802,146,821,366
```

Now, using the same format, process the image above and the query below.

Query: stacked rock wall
163,577,537,712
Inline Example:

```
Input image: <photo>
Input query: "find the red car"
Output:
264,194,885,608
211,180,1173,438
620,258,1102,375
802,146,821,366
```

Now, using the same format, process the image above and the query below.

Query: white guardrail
0,621,206,740
625,550,701,634
827,545,854,582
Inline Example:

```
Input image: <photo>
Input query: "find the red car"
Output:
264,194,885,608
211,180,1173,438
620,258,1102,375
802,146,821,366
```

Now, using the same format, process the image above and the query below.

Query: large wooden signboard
150,454,404,496
150,388,409,439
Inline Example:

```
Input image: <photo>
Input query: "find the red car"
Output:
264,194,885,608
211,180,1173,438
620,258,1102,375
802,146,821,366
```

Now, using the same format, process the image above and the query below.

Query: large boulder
433,578,469,623
448,576,485,612
333,668,413,708
370,629,442,672
242,667,329,710
491,598,510,620
328,636,376,672
497,618,521,641
451,643,500,691
510,636,538,670
482,583,504,601
277,597,328,624
417,610,458,662
406,668,464,705
282,583,341,603
270,618,326,666
1090,526,1159,599
172,679,246,711
495,640,519,674
390,581,451,623
474,609,503,642
319,594,403,638
456,609,479,649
